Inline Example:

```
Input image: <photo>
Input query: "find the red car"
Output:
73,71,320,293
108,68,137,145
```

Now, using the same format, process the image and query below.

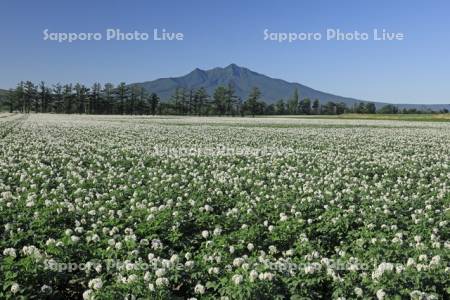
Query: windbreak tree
213,86,228,116
194,87,209,116
275,99,286,115
244,87,262,117
299,98,311,115
226,83,238,115
24,81,37,114
287,88,299,114
312,99,320,114
366,102,376,114
102,83,114,114
149,93,160,115
116,82,128,115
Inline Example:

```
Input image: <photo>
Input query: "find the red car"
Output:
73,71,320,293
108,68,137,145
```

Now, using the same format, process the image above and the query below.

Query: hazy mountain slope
133,64,364,105
132,64,450,110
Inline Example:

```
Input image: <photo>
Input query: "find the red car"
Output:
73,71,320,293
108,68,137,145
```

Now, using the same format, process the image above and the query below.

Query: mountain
133,64,368,106
132,64,450,111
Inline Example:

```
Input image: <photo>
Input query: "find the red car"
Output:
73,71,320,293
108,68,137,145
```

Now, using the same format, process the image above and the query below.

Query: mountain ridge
132,64,450,111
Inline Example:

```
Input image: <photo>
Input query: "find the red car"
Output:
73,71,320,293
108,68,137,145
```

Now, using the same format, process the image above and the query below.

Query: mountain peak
225,63,240,69
224,63,247,77
186,67,208,82
189,67,206,75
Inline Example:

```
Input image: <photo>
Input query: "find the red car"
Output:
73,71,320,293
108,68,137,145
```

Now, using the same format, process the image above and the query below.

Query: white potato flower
194,283,205,294
10,283,20,294
88,278,103,290
232,274,243,285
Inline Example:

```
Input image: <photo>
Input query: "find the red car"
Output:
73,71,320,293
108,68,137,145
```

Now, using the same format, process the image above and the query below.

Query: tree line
3,81,161,115
2,81,446,115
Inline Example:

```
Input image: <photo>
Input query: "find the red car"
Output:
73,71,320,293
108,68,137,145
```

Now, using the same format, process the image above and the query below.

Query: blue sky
0,0,449,104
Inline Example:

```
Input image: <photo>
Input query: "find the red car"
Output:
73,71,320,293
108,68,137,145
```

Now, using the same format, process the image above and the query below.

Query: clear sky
0,0,449,104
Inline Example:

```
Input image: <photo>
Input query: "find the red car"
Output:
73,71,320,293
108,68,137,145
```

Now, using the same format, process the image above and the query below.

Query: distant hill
132,64,450,111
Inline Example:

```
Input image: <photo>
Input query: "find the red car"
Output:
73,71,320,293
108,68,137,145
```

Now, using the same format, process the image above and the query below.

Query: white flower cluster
0,114,448,299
